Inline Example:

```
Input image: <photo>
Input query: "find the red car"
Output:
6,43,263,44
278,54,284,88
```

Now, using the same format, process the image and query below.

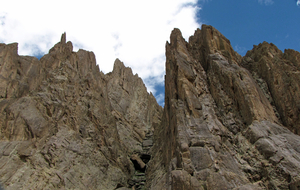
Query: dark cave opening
130,154,151,173
131,159,146,172
140,154,151,164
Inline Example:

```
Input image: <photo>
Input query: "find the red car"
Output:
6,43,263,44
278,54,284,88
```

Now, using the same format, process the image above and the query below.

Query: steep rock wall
0,34,162,190
0,25,300,190
147,25,300,190
241,43,300,135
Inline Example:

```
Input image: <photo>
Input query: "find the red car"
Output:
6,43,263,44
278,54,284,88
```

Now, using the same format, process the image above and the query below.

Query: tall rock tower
146,25,300,190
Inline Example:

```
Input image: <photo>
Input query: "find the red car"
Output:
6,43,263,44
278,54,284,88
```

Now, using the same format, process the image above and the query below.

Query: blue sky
197,0,300,55
155,0,300,106
1,0,200,107
1,1,299,107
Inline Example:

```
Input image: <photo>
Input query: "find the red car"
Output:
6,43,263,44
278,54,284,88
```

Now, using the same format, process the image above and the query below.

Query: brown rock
146,25,300,190
241,42,300,135
106,58,162,153
0,33,162,190
1,26,300,190
0,43,42,99
171,170,204,190
131,154,146,170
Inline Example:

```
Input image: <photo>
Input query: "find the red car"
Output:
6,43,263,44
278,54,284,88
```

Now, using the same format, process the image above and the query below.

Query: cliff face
0,33,162,190
0,25,300,190
241,43,300,135
147,25,300,190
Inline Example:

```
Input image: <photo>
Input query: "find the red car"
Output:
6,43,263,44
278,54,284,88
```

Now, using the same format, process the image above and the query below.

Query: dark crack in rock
1,25,300,190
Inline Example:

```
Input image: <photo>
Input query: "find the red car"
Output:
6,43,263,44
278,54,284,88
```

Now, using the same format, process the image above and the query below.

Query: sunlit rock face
0,25,300,190
0,33,162,190
146,25,300,190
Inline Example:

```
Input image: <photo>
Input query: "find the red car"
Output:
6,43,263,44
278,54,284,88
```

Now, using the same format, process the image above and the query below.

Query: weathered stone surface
106,58,162,154
1,25,300,190
0,43,42,99
171,170,204,190
241,42,300,135
0,34,162,190
146,25,300,190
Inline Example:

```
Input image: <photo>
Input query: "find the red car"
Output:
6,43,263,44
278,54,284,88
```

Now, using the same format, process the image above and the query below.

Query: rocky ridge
0,33,162,189
146,25,300,190
0,25,300,190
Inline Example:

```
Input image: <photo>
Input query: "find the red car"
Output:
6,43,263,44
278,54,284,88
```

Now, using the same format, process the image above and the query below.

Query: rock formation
0,33,162,190
0,25,300,189
146,25,300,190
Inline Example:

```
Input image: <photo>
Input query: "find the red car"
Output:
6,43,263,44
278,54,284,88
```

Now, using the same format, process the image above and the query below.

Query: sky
0,0,299,106
199,0,300,56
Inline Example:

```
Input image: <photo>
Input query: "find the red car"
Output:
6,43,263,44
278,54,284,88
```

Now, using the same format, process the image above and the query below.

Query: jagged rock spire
147,24,300,190
61,32,66,44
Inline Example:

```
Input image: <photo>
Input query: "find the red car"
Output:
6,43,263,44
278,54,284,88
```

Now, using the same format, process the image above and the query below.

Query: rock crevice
0,34,162,190
1,26,300,190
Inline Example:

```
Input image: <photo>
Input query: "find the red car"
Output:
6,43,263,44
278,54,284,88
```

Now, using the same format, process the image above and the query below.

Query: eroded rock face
147,25,300,190
0,33,162,190
241,42,300,135
1,25,300,190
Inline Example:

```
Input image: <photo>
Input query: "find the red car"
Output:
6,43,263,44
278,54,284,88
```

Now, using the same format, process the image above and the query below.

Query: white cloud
234,45,247,55
258,0,274,5
297,0,300,6
0,0,201,105
155,93,165,107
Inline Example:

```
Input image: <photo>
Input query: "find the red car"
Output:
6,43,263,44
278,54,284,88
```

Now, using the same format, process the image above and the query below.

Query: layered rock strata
146,25,300,190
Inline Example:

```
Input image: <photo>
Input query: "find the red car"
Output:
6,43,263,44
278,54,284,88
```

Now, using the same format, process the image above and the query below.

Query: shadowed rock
0,33,162,190
146,25,300,190
1,27,300,190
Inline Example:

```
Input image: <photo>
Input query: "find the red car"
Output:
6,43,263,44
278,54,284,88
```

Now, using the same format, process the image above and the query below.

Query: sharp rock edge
0,25,300,190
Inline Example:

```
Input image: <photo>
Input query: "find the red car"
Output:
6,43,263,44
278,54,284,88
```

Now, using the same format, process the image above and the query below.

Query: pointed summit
48,32,73,57
169,28,184,45
61,32,66,44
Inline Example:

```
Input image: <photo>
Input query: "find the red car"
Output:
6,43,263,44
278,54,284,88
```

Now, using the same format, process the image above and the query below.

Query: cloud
297,0,300,6
258,0,274,5
234,45,247,56
155,93,165,107
0,0,201,106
